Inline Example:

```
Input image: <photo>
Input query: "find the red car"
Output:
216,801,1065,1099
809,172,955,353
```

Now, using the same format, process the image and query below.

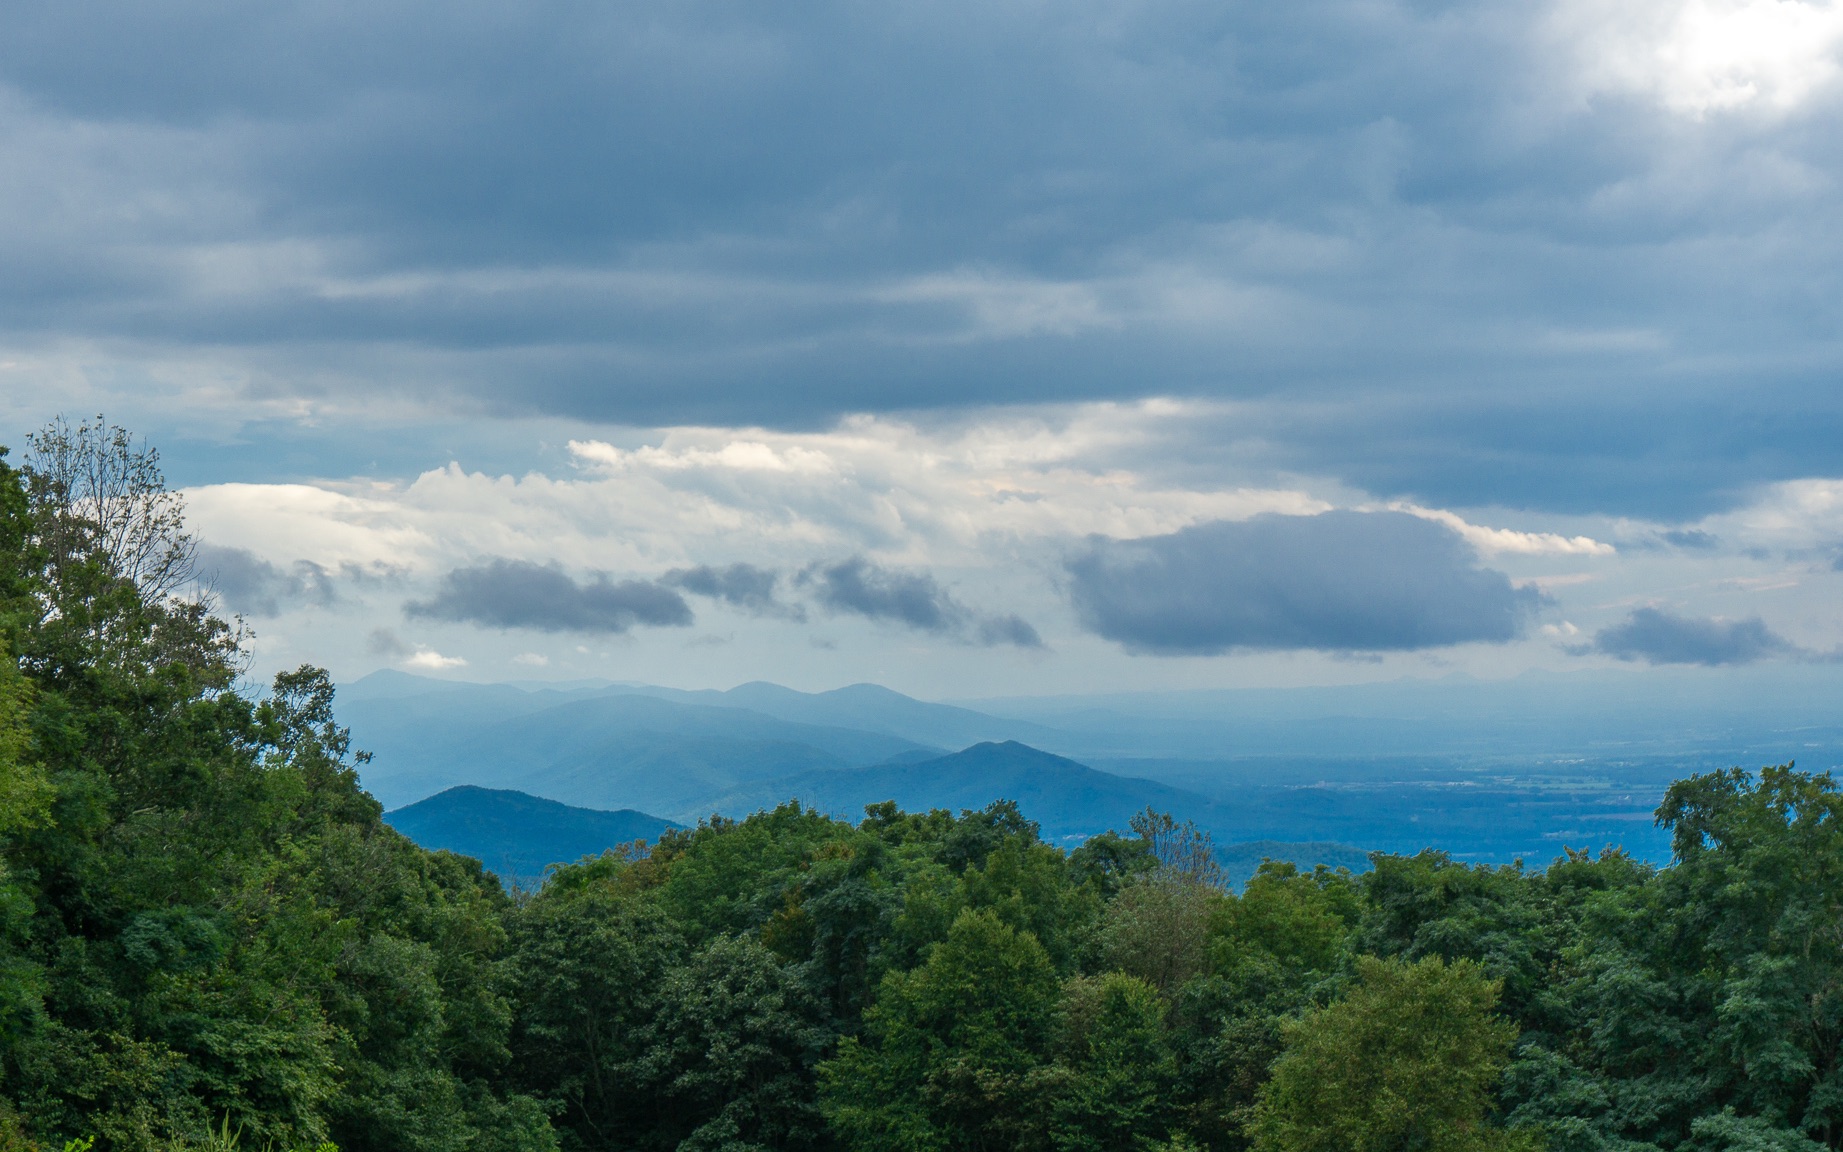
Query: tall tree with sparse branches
24,415,198,604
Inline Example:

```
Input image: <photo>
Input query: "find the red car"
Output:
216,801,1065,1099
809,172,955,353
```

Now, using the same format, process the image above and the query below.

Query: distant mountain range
349,672,1385,884
341,673,937,818
343,666,1843,872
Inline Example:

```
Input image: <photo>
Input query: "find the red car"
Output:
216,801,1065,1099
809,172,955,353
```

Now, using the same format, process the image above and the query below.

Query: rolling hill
384,786,677,885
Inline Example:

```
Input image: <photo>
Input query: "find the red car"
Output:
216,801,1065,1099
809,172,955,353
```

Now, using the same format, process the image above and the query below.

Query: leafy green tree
509,856,682,1151
875,802,1096,981
1065,830,1156,902
821,907,1060,1152
1359,852,1549,1023
1047,972,1176,1152
1523,766,1843,1152
1211,862,1357,1009
646,934,832,1151
1252,955,1534,1152
1095,876,1223,998
1151,862,1359,1152
1685,1109,1828,1152
0,426,552,1152
1655,766,1843,1140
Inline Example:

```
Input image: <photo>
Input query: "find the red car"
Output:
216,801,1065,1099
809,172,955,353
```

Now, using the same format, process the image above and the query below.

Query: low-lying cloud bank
1068,511,1542,655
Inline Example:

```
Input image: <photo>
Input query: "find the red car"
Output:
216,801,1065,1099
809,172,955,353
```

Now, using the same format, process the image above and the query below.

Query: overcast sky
3,0,1842,697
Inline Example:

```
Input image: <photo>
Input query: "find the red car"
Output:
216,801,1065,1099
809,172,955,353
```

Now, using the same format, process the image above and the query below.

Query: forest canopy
0,419,1838,1152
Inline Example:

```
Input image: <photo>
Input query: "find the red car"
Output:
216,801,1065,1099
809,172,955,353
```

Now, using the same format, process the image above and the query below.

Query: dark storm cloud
1588,608,1794,667
663,563,799,618
198,543,337,618
6,0,1843,514
1066,511,1540,655
406,559,692,634
801,557,1042,648
806,559,957,632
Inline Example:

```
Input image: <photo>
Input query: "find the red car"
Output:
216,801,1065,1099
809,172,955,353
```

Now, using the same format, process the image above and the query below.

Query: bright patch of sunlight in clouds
1559,0,1843,115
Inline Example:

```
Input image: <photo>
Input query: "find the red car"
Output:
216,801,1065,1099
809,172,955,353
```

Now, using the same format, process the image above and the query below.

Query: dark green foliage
1047,972,1177,1152
819,907,1061,1151
0,433,548,1151
508,859,686,1149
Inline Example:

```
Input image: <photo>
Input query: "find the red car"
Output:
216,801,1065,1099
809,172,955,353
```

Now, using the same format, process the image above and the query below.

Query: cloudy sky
3,0,1842,697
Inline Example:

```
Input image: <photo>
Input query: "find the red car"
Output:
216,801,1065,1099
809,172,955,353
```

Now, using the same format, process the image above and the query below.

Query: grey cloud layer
1067,511,1540,654
1589,608,1795,667
406,556,1039,646
198,543,339,618
406,560,692,634
6,0,1843,516
664,563,800,619
801,558,1042,649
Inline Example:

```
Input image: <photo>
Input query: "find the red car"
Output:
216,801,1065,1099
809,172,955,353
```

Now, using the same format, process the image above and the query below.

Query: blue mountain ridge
384,786,678,887
341,677,937,817
342,671,1750,866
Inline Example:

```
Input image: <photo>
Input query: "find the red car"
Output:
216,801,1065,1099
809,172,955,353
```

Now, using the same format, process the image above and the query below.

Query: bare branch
1130,807,1225,888
24,414,199,601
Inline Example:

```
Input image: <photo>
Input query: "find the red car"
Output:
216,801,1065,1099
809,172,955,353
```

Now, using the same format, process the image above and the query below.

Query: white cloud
157,405,1843,691
402,649,467,670
1391,504,1616,556
1558,0,1843,116
466,403,1335,571
570,438,838,477
181,404,1639,591
182,483,431,570
1691,477,1843,552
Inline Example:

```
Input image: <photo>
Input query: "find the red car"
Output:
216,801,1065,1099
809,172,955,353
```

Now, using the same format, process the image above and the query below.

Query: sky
3,0,1842,698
